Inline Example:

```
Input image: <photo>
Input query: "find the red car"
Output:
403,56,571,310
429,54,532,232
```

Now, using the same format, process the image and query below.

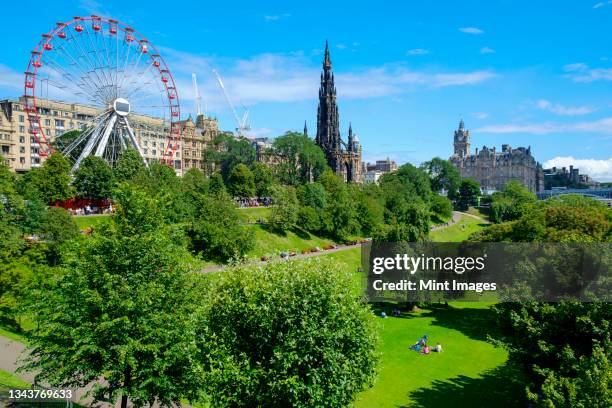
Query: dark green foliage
113,148,146,183
377,164,432,242
268,185,299,232
473,195,611,243
228,163,256,198
430,194,453,221
188,192,254,262
478,195,611,407
273,132,328,185
318,170,358,240
296,182,327,209
181,168,209,196
351,184,385,236
41,207,79,264
493,302,611,408
209,134,256,181
22,186,203,407
456,178,481,210
208,172,226,195
490,181,537,223
251,162,274,197
420,157,461,198
195,258,378,408
73,156,113,200
296,205,321,232
26,153,74,204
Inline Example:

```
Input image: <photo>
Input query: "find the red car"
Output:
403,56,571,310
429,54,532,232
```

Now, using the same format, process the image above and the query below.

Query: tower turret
453,119,471,158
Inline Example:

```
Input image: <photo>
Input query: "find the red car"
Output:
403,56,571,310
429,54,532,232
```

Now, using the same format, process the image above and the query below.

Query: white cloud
336,43,347,50
544,156,612,181
263,13,290,22
593,0,612,9
477,117,612,135
480,47,495,54
407,48,430,56
459,27,484,34
0,64,23,92
563,63,612,82
536,99,597,116
472,112,489,119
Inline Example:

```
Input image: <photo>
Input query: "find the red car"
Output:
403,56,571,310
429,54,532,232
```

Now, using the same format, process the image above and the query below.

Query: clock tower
453,119,470,158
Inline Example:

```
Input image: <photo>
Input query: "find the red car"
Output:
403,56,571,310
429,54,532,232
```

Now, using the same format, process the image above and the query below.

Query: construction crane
191,73,203,116
212,68,251,138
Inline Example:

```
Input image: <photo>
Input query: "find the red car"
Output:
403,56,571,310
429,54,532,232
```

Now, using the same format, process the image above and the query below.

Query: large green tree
73,156,113,200
456,178,481,210
195,258,378,407
22,186,202,408
113,148,147,183
251,162,274,197
28,153,74,204
420,157,461,198
188,191,254,262
273,132,328,185
228,163,256,198
490,180,537,223
209,134,256,181
268,185,299,232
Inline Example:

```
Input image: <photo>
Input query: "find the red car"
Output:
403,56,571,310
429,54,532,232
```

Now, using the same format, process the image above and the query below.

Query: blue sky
1,0,612,180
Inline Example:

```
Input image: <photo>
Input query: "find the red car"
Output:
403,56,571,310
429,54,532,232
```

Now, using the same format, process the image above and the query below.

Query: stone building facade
0,97,182,173
181,113,221,174
450,120,544,193
315,42,362,183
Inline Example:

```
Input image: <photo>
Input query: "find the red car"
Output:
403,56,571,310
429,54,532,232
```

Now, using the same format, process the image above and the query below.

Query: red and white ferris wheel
23,15,181,171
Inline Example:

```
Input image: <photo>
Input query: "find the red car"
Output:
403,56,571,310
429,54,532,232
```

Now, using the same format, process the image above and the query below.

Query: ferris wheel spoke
82,25,115,99
68,30,114,103
116,60,155,96
118,48,146,94
42,59,105,105
53,40,107,101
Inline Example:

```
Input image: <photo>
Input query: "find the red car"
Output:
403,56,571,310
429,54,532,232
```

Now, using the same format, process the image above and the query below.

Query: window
160,143,164,149
152,142,156,147
1,145,9,154
55,119,65,127
53,111,58,116
19,136,25,143
20,147,25,153
45,119,51,126
46,129,51,136
19,126,25,133
144,140,148,146
20,157,25,164
19,115,24,123
152,150,156,155
143,148,148,155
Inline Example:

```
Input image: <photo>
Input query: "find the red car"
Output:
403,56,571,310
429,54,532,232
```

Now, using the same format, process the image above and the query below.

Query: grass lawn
466,206,491,221
0,325,27,343
73,214,110,230
430,214,488,242
246,224,335,258
0,368,30,390
355,302,524,408
237,206,273,224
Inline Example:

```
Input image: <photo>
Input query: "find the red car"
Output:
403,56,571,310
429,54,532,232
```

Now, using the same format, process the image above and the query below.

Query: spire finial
349,122,352,135
324,40,331,68
459,118,465,130
303,120,308,136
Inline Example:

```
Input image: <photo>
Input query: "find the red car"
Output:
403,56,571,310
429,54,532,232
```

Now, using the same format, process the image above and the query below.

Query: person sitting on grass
433,343,443,352
421,344,430,354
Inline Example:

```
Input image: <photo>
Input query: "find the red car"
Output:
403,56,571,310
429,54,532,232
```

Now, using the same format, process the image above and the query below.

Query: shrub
195,258,378,407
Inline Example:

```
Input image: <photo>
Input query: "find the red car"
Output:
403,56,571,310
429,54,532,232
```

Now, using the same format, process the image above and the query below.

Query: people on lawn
409,335,443,355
